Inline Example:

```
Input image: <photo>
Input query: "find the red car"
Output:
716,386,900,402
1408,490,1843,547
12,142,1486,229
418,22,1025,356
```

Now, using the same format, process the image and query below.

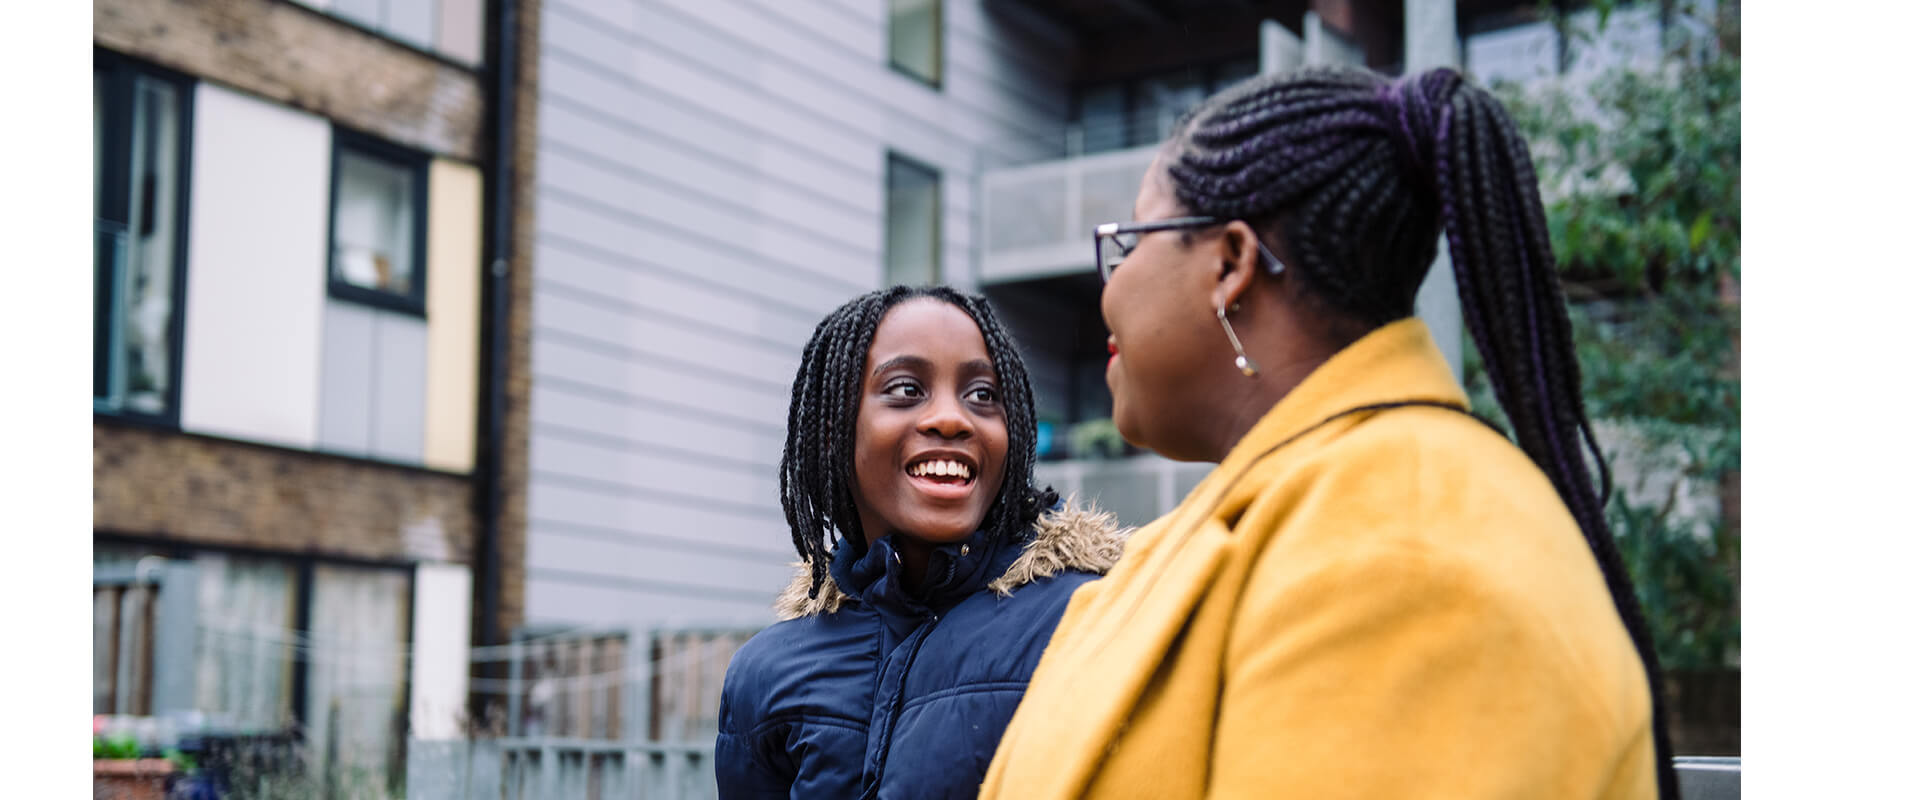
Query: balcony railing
1036,455,1215,531
980,144,1159,285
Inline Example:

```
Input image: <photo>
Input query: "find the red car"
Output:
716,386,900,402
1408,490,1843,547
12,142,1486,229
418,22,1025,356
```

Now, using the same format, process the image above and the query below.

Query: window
194,553,301,730
885,154,942,287
95,51,192,421
92,540,418,787
328,131,429,315
888,0,943,87
305,0,433,52
305,564,412,789
1070,58,1262,154
288,0,486,64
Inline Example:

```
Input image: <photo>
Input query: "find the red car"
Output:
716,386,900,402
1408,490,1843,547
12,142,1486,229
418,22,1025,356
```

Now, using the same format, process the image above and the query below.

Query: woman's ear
1210,220,1263,312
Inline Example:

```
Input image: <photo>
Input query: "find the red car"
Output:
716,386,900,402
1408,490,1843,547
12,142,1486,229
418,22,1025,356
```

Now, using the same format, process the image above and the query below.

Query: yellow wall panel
423,160,483,472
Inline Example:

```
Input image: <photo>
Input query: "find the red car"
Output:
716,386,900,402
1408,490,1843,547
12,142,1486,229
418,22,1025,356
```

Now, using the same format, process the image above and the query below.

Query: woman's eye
967,386,1000,404
883,381,923,399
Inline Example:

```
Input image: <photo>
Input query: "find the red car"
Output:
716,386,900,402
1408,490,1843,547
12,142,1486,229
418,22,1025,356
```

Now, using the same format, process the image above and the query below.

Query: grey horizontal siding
529,0,1073,630
529,481,785,543
532,382,785,464
527,525,793,597
531,336,790,428
524,575,778,629
537,189,863,311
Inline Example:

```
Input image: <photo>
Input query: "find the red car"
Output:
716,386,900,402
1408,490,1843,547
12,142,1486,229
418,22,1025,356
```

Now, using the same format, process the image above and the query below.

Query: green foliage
94,734,142,760
1068,417,1128,460
1502,1,1741,289
1466,1,1740,669
164,747,198,774
1614,500,1740,670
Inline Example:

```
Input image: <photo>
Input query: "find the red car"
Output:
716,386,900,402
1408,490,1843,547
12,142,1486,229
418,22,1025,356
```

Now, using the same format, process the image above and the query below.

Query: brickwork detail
95,0,486,161
95,422,476,566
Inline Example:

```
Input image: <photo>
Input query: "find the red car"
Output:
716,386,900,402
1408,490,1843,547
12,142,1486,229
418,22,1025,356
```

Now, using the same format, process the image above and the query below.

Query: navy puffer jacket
715,504,1125,799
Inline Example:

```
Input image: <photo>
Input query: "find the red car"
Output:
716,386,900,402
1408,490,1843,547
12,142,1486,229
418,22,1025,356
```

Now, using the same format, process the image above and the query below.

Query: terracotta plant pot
92,758,175,800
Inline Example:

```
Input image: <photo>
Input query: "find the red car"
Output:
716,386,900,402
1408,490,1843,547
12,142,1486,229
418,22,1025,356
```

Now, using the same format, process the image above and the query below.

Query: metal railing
1676,756,1741,800
407,738,716,800
407,739,1737,799
1036,455,1215,530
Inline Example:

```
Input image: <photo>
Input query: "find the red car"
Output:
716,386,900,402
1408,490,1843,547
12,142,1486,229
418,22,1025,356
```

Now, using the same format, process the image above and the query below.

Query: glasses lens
1097,233,1135,279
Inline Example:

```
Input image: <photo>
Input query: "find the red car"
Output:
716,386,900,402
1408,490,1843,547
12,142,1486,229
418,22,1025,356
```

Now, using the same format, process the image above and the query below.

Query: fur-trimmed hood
773,501,1129,620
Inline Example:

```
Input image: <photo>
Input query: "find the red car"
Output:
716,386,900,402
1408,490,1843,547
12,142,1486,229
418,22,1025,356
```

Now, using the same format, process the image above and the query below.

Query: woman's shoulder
985,499,1131,597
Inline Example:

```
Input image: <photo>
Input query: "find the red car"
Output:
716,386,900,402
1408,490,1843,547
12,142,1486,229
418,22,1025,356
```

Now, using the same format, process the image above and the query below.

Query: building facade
519,0,1602,633
521,0,1076,635
91,0,538,789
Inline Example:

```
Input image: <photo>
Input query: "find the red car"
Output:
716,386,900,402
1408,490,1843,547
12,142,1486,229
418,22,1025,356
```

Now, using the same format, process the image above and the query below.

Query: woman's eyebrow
869,354,931,378
959,359,997,379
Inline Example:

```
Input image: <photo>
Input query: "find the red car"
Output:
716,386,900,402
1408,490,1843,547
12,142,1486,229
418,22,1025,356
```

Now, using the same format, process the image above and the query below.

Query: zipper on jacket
861,610,944,799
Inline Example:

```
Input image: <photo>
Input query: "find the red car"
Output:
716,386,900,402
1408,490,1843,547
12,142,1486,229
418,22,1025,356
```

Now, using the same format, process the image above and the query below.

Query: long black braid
1165,66,1678,799
780,285,1058,599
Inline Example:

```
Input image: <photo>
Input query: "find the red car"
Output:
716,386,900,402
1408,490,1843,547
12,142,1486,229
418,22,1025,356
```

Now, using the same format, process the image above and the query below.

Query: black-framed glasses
1093,216,1287,283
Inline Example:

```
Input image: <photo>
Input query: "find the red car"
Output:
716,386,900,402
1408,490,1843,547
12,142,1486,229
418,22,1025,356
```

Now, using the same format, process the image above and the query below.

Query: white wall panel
180,85,329,449
409,563,472,740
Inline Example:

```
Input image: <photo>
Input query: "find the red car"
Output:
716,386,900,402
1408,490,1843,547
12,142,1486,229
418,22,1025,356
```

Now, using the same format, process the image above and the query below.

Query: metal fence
409,739,1737,800
407,738,715,800
409,626,757,799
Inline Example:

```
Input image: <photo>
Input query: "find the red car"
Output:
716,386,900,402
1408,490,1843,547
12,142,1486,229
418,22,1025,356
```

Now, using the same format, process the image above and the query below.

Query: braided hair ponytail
780,285,1058,599
1166,66,1678,799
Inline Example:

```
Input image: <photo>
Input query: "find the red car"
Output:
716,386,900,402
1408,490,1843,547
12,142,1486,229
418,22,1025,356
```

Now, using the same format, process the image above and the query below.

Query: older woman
981,66,1675,800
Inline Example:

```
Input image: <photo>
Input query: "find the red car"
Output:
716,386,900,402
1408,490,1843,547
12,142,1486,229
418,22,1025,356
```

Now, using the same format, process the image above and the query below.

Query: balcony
1036,454,1214,530
981,143,1158,285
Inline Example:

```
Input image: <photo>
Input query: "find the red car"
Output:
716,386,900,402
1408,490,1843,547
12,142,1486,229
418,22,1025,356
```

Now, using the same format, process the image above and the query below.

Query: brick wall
94,421,475,565
94,0,485,162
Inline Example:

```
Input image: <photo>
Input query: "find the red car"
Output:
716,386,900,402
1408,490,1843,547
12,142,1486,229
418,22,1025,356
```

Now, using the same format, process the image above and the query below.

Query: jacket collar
1208,317,1467,492
774,501,1129,620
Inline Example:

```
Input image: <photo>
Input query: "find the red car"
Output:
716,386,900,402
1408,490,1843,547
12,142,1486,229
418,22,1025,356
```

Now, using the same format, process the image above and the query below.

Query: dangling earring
1216,303,1260,378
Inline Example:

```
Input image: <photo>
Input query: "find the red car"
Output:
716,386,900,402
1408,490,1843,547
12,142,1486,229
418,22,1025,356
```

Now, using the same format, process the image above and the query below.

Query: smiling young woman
714,285,1126,800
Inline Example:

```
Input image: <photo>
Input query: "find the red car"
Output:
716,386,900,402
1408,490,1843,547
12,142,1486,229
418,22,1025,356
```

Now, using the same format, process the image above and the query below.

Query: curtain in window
333,150,418,296
193,554,298,731
304,565,411,785
94,544,167,716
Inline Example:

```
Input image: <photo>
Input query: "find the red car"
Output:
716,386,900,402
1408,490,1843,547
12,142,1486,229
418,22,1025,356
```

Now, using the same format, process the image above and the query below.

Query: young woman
982,66,1677,799
715,286,1126,799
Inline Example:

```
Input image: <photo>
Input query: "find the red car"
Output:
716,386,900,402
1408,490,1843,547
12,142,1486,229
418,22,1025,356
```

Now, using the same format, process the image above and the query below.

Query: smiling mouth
905,458,975,486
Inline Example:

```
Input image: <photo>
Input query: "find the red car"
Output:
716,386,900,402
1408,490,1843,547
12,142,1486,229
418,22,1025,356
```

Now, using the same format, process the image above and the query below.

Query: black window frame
884,152,944,287
94,48,196,427
887,0,945,90
326,127,432,317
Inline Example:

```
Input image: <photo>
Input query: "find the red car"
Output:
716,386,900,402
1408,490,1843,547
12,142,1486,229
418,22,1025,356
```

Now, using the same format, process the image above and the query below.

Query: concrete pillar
1405,0,1465,381
1259,20,1304,74
1404,0,1462,73
1304,12,1366,66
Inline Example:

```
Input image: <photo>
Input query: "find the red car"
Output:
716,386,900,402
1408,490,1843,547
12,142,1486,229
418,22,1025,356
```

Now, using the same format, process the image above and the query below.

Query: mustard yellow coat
981,319,1655,800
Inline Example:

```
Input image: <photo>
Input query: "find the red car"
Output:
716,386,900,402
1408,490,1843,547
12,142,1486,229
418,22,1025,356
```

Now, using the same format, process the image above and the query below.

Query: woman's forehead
866,299,992,369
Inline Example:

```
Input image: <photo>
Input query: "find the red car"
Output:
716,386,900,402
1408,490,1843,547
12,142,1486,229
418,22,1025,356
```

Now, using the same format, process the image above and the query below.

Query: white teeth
910,459,972,479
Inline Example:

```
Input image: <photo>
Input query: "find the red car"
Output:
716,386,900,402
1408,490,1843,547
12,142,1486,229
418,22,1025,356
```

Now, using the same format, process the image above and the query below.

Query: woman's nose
918,395,974,439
